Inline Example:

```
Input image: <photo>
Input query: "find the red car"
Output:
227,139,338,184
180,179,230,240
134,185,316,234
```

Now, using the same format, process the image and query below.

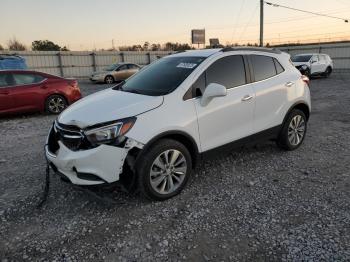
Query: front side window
120,56,205,96
118,65,128,71
251,55,277,82
206,55,246,89
0,73,14,88
13,73,44,85
312,55,319,62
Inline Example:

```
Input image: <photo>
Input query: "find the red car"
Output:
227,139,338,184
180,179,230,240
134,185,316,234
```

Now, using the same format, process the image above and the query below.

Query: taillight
301,75,310,85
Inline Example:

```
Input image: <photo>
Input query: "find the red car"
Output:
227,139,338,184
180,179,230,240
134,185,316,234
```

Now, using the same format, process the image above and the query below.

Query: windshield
104,64,119,71
119,56,205,96
291,55,312,62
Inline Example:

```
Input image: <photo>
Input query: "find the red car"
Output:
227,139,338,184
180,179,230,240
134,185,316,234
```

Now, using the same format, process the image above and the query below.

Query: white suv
291,53,333,77
46,47,311,200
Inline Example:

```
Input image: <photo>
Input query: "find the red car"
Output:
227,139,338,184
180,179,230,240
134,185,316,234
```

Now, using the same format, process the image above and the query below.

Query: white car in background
46,47,311,201
291,54,333,77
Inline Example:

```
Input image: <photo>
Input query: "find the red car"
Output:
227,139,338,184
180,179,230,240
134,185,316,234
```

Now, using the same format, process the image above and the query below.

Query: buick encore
46,47,311,200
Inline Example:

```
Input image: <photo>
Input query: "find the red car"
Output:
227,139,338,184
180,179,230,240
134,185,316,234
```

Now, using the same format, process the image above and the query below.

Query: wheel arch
283,101,310,125
105,74,115,82
135,130,200,168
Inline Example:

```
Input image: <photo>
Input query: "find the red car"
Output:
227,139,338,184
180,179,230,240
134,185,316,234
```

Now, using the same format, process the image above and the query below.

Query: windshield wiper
124,89,142,94
112,80,125,91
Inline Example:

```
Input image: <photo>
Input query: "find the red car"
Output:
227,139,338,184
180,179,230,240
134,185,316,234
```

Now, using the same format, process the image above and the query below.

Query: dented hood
58,88,163,128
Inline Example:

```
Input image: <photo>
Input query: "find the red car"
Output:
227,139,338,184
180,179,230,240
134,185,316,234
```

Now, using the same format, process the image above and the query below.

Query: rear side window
13,73,44,85
206,55,246,89
118,65,128,71
251,55,277,82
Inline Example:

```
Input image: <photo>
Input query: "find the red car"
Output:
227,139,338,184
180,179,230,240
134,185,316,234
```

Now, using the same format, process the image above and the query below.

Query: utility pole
260,0,264,47
112,39,115,50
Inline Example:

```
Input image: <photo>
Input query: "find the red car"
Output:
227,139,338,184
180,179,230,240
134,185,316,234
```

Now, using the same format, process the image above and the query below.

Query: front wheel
45,95,67,114
136,139,192,201
104,75,114,84
277,109,307,151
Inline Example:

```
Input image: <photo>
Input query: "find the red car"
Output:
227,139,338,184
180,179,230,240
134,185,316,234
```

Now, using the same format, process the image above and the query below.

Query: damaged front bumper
45,125,143,186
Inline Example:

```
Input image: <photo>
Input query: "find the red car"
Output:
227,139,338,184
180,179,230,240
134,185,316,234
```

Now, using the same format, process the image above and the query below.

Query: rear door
0,72,15,113
249,55,290,133
10,72,46,111
318,55,328,72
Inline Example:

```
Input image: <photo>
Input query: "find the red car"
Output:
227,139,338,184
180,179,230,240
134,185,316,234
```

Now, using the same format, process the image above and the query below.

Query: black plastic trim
201,125,282,160
221,47,282,54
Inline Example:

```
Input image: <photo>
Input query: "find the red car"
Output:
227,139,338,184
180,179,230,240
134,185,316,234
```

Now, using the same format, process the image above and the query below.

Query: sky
1,0,350,50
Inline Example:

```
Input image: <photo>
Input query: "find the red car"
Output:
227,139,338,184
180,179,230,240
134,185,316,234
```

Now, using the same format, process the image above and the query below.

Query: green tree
0,44,4,50
7,37,26,51
32,40,62,51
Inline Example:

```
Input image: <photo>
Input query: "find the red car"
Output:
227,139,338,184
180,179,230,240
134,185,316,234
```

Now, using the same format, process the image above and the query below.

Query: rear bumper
45,142,128,185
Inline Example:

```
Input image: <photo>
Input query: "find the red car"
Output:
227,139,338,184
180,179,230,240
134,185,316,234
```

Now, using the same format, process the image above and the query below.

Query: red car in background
0,70,82,115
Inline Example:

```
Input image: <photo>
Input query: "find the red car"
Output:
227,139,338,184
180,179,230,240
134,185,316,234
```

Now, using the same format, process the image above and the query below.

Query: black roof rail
221,47,282,54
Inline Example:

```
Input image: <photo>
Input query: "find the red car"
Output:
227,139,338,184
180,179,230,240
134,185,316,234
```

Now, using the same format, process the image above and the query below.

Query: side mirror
200,83,227,106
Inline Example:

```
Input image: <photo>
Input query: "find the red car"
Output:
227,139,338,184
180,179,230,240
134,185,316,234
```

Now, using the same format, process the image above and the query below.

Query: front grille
49,121,92,152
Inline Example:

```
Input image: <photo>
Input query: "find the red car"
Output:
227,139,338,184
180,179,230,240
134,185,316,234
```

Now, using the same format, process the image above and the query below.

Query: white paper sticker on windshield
177,62,197,69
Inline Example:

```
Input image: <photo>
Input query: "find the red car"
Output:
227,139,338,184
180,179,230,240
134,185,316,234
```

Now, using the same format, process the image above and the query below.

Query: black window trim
183,54,249,100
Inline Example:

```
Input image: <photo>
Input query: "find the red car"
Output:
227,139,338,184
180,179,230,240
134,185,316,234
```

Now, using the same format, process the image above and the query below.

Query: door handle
241,95,253,102
0,91,9,95
40,85,48,89
285,82,295,87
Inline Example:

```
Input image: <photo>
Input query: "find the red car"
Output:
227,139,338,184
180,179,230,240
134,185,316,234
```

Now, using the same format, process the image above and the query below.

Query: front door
0,72,15,113
11,72,46,112
193,55,255,152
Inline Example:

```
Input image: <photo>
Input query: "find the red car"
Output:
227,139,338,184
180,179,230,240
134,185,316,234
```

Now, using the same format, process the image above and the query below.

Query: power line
265,1,349,23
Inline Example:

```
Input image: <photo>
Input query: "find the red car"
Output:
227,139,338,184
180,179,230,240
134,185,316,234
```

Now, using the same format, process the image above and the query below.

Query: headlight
84,117,136,146
301,65,308,70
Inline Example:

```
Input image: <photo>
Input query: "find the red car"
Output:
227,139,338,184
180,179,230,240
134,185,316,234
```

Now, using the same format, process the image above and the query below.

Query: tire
45,95,67,114
324,67,332,78
104,75,114,84
277,109,307,151
304,68,311,78
136,139,192,201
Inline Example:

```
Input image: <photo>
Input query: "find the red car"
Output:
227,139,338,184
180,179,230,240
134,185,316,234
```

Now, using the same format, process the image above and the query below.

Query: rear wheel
277,109,307,151
45,95,67,114
136,139,192,201
104,75,114,84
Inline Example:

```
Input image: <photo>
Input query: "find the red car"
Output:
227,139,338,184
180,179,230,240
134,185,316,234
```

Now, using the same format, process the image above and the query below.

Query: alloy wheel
105,76,114,84
288,115,306,146
150,149,187,195
48,96,65,113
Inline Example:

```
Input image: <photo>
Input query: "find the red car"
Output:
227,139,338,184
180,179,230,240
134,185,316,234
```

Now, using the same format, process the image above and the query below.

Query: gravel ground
0,76,350,261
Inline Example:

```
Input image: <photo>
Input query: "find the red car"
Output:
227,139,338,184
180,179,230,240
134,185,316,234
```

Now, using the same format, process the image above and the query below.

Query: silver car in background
90,62,141,84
